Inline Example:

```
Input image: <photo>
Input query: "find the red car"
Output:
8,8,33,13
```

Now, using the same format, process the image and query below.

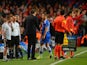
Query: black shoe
60,56,65,59
50,55,52,59
31,57,36,60
54,57,57,60
15,56,19,59
71,56,73,58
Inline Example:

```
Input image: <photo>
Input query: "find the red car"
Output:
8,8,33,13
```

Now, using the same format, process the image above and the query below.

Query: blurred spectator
0,0,86,43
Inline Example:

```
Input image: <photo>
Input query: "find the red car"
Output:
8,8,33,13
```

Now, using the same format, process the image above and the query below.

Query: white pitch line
74,50,87,57
50,50,87,65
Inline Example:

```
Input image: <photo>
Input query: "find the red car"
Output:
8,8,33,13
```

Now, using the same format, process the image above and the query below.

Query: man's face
10,17,13,22
82,10,87,15
41,14,45,20
71,11,76,17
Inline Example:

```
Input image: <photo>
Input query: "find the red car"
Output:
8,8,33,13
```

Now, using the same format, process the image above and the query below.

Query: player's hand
4,38,7,42
20,38,21,42
42,35,45,39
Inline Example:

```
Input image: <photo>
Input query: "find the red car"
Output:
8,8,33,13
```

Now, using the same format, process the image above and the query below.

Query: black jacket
24,14,40,36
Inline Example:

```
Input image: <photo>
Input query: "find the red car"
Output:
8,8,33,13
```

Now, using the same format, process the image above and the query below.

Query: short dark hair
30,9,36,14
60,10,65,15
66,11,72,16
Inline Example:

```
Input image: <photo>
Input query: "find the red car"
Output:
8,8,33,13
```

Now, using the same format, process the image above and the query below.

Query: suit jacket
24,14,40,43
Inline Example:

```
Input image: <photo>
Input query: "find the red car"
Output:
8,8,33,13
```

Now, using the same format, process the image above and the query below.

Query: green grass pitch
0,47,87,65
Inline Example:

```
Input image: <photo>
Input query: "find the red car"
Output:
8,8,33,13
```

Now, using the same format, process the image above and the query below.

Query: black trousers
28,43,36,59
11,36,23,58
84,38,87,46
27,34,37,59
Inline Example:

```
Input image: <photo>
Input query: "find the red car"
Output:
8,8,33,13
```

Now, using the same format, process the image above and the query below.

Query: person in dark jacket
24,9,40,60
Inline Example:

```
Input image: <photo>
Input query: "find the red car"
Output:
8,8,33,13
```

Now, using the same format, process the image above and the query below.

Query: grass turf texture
0,47,87,65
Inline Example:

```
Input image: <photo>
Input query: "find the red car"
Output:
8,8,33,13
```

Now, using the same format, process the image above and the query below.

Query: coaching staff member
24,9,40,60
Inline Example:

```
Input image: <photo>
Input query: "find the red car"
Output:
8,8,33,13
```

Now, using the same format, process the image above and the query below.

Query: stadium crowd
0,0,87,61
0,0,87,34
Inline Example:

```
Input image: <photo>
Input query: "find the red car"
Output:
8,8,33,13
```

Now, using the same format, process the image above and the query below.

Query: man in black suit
24,9,40,60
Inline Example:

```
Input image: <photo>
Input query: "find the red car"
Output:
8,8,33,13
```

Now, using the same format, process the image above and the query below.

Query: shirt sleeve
35,16,40,31
2,24,6,39
45,20,49,28
17,23,21,40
